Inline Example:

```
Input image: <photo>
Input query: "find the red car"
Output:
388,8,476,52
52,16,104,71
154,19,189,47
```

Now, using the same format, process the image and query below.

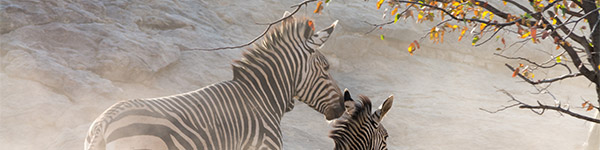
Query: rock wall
1,0,596,149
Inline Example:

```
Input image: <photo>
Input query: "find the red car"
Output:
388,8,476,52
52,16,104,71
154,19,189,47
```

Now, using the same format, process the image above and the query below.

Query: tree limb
505,63,582,85
182,0,317,51
481,89,600,123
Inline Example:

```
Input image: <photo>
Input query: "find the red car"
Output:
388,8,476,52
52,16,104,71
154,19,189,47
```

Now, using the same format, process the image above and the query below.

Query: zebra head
330,90,393,150
288,16,344,120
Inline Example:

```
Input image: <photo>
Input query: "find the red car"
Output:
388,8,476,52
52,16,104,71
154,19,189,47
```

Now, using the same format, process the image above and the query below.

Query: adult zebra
85,13,345,150
330,90,393,150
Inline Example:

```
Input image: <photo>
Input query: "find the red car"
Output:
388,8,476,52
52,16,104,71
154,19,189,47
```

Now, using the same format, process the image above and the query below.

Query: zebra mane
231,17,314,81
329,95,373,140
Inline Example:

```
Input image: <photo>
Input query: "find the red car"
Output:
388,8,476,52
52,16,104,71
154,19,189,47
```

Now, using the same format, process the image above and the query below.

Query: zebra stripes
85,14,344,150
330,90,393,150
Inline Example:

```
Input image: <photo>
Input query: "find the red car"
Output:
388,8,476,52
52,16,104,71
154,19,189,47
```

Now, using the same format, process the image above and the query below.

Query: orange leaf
480,23,487,31
377,0,384,9
414,40,420,49
314,1,324,14
512,68,520,77
588,104,595,111
531,26,537,43
501,38,506,48
583,101,589,108
391,7,398,15
408,42,416,55
308,20,315,31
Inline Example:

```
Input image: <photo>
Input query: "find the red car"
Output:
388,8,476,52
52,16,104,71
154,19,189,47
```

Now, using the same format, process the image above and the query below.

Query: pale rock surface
0,0,596,150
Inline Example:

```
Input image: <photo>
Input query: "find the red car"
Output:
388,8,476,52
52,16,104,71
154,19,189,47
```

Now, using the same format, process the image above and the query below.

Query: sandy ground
1,0,598,149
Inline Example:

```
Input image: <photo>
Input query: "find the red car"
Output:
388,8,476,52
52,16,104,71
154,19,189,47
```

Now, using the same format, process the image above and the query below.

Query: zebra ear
374,95,393,122
343,89,356,112
343,89,352,102
307,20,338,49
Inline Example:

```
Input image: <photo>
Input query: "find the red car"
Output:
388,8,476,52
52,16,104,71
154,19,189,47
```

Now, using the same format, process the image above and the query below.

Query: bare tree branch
494,53,564,69
505,63,583,85
481,89,600,123
364,5,413,34
182,0,317,51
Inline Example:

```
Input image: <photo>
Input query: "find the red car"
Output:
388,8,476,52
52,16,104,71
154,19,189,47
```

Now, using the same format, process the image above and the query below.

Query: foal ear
307,20,338,49
374,95,393,122
343,88,352,101
343,89,356,112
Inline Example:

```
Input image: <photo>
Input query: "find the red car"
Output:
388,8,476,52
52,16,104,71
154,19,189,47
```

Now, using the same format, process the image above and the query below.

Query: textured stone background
0,0,596,149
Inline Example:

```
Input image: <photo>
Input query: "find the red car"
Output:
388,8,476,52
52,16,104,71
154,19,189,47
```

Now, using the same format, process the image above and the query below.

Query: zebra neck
226,79,294,121
230,57,300,118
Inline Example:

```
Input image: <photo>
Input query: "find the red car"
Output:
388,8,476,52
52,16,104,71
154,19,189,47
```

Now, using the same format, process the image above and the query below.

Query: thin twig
505,63,582,85
182,0,317,51
481,89,600,123
364,5,413,34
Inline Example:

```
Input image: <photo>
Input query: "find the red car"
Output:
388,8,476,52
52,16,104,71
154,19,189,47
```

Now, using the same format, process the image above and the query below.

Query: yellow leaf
489,14,495,20
552,18,557,25
377,0,384,9
452,1,460,6
458,27,467,41
380,34,385,40
472,36,480,45
503,0,507,5
482,11,490,19
521,32,530,38
556,56,562,63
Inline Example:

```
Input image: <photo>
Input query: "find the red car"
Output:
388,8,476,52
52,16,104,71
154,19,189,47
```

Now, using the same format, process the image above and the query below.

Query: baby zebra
329,90,393,150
